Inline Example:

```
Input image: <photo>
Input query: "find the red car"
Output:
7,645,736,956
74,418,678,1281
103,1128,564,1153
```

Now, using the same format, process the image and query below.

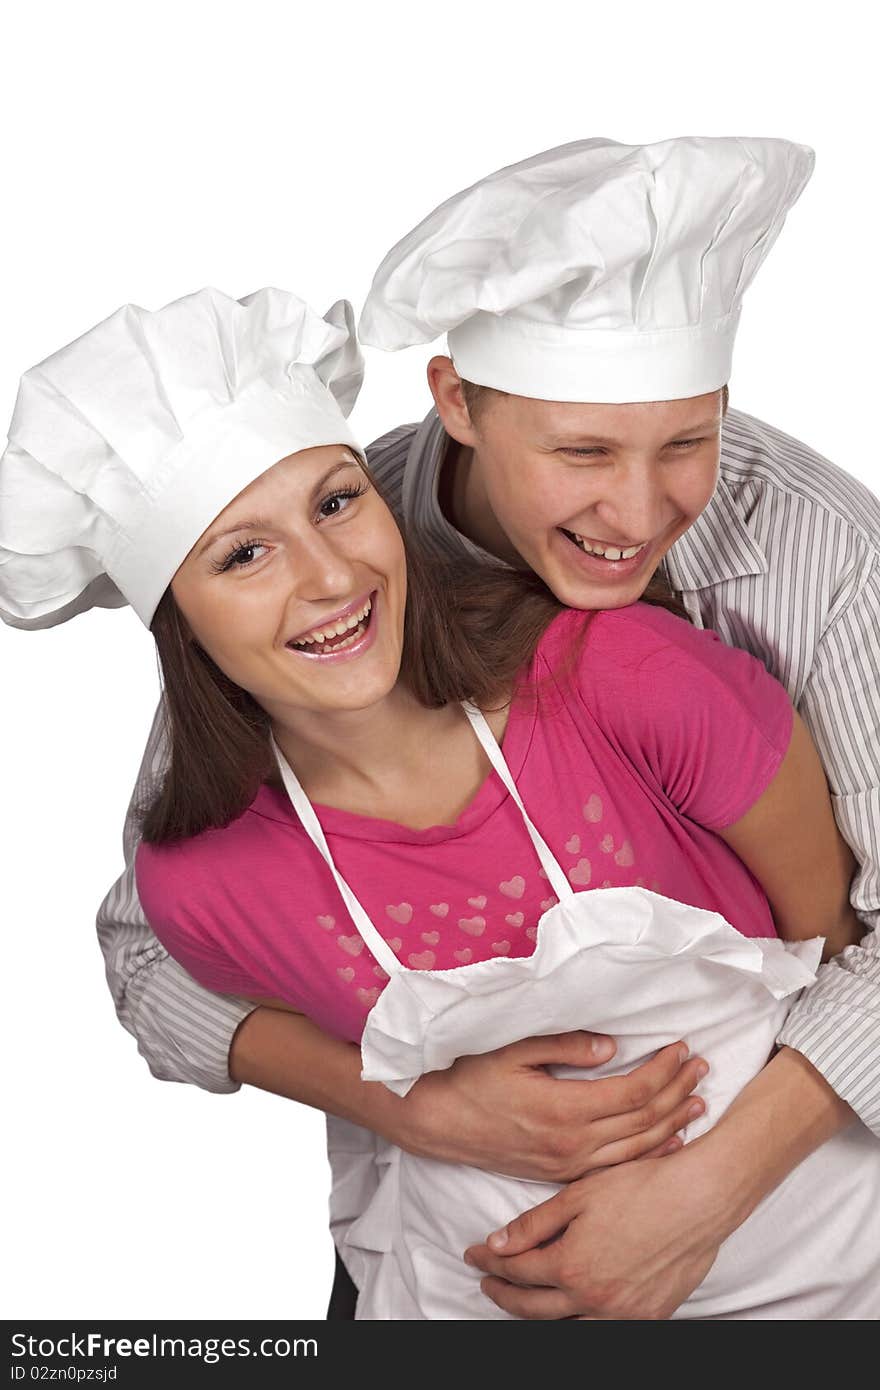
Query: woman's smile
286,591,377,661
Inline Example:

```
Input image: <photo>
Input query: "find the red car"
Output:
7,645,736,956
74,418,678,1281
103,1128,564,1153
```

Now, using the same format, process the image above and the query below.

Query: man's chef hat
360,136,814,403
0,286,364,630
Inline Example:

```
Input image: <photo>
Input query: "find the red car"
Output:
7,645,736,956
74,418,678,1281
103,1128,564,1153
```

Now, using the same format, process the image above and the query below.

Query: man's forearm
229,1005,410,1142
690,1045,856,1235
778,920,880,1135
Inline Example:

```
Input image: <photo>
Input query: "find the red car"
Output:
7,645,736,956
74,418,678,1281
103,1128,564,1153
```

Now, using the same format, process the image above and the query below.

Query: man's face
442,373,723,611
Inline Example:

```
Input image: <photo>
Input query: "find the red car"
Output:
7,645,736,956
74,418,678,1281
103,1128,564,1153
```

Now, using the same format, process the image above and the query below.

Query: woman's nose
287,529,359,602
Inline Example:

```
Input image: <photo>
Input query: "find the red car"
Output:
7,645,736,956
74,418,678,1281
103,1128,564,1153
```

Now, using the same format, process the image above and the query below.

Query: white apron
273,706,880,1321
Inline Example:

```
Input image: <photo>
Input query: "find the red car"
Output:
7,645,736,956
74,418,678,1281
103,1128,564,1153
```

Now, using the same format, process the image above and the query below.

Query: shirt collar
662,476,769,592
401,407,446,520
402,408,508,566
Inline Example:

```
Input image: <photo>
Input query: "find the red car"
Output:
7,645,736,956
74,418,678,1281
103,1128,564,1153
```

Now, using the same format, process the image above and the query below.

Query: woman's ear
426,356,480,448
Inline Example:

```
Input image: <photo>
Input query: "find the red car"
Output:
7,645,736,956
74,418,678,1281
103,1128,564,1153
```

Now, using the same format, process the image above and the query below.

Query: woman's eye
317,483,368,520
212,541,269,574
233,543,268,566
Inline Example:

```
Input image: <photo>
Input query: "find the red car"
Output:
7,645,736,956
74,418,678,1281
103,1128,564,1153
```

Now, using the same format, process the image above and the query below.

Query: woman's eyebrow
197,517,272,556
197,458,360,556
309,456,362,499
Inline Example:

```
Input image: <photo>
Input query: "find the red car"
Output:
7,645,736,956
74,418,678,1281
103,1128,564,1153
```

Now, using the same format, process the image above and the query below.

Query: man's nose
590,466,669,543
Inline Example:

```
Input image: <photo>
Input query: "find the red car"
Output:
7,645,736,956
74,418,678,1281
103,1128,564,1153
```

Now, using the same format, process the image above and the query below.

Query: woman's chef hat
0,286,364,631
360,136,814,403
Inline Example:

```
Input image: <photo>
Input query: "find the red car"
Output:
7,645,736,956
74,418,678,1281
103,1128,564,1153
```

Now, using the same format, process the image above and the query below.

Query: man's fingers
465,1234,566,1283
640,1135,684,1161
479,1275,576,1320
586,1095,704,1168
507,1030,617,1068
470,1186,575,1258
595,1055,708,1142
597,1041,690,1115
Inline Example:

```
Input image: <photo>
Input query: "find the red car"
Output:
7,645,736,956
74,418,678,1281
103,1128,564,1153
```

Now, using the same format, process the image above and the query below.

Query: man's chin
538,531,665,613
540,563,646,613
569,586,642,613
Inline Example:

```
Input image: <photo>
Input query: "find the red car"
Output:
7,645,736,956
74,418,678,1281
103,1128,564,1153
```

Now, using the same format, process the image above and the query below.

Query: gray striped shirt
97,406,880,1131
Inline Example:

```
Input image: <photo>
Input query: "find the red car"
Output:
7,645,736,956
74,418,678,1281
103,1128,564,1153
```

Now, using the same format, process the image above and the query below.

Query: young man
99,138,879,1319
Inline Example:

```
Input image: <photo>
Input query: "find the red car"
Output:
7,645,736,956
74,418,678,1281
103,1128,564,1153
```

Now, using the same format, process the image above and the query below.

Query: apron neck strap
462,702,574,902
270,735,405,977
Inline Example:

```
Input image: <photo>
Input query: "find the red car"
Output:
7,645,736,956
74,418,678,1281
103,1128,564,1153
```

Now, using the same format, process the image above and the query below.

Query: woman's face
171,446,407,723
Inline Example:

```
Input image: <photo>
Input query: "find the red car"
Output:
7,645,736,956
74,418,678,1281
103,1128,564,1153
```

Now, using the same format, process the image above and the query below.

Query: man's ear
426,355,480,448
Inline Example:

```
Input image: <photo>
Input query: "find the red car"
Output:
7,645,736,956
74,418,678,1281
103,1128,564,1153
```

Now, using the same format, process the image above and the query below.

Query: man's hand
464,1047,855,1319
396,1033,706,1181
229,1011,703,1180
464,1146,722,1319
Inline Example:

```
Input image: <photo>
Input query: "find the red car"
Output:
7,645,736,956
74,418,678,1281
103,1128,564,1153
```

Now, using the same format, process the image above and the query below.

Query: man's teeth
570,535,645,561
291,599,372,650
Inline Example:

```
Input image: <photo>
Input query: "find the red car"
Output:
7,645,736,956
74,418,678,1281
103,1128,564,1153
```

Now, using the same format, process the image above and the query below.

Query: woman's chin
268,644,403,718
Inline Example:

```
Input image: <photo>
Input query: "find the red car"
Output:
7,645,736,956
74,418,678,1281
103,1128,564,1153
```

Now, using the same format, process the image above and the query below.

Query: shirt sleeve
95,700,255,1094
777,564,880,1133
575,605,794,831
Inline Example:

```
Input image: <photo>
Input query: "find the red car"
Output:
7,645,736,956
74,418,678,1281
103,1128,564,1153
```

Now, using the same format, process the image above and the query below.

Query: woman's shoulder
134,793,298,997
538,600,722,676
537,599,788,739
135,788,287,916
592,600,735,670
535,600,792,828
136,826,230,924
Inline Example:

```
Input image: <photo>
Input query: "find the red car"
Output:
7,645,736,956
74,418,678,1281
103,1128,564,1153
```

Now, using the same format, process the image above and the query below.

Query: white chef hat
0,286,364,630
360,136,814,403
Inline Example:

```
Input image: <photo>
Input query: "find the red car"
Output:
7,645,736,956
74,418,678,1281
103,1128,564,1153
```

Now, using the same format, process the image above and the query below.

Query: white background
2,0,877,1320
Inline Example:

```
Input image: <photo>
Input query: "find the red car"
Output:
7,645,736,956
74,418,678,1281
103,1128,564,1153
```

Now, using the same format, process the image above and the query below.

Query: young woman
3,285,877,1321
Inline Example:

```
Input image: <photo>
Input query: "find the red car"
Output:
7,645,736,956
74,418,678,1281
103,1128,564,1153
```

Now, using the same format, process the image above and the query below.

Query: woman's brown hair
143,467,687,845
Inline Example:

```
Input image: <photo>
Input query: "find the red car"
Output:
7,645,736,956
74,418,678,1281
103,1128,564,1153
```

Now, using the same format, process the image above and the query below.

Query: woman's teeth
567,533,646,561
290,598,372,653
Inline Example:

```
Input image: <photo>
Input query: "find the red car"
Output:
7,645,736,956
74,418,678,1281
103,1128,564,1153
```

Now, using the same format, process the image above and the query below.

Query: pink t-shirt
136,604,793,1044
